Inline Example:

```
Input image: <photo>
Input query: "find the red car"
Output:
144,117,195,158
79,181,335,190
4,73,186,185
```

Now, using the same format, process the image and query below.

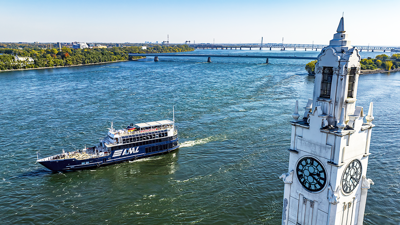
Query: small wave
128,156,161,163
180,135,226,148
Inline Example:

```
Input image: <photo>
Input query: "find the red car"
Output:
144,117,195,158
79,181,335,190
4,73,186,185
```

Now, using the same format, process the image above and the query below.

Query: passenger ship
37,119,179,172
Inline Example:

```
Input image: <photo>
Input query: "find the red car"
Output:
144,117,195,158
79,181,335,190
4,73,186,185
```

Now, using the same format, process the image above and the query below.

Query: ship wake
180,135,227,148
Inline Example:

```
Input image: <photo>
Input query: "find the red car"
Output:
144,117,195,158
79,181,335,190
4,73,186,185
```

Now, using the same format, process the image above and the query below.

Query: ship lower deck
39,138,179,172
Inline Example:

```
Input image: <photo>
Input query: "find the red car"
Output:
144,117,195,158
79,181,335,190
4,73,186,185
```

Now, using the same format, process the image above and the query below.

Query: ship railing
37,151,111,162
118,126,172,136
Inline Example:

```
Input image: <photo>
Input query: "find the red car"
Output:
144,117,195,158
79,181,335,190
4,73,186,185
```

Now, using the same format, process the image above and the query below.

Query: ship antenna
111,121,113,131
173,106,175,122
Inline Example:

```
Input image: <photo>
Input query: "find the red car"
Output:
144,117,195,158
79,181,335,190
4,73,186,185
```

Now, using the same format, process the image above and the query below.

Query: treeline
360,54,400,71
0,45,194,70
305,54,400,75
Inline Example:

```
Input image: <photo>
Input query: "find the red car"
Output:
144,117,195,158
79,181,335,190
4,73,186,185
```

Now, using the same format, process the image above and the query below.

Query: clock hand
312,175,324,185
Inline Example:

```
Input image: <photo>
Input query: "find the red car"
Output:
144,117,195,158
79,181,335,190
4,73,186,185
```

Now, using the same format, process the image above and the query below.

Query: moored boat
37,119,179,172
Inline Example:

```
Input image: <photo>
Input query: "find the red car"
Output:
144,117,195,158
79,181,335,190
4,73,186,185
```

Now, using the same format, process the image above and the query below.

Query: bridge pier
154,56,159,62
266,58,269,64
294,47,296,51
207,57,211,63
270,47,272,51
315,48,318,51
372,50,374,52
260,47,262,50
384,50,386,52
305,48,307,51
250,47,252,50
240,47,242,50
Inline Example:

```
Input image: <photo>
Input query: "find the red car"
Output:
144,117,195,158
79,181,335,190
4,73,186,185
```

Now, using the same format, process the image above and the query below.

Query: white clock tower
280,17,375,225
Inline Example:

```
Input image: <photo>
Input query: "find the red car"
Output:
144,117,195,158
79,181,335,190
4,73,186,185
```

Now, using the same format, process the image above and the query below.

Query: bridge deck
129,53,317,60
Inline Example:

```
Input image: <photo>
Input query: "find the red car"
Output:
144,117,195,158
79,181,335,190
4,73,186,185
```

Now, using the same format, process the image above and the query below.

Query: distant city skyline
1,0,399,46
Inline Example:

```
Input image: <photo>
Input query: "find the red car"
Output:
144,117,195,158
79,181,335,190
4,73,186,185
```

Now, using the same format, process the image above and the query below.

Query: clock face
296,157,326,192
341,159,362,194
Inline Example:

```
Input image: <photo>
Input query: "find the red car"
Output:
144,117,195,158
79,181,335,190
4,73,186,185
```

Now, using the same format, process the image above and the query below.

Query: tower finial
337,16,345,33
366,102,374,124
337,107,346,132
292,100,300,121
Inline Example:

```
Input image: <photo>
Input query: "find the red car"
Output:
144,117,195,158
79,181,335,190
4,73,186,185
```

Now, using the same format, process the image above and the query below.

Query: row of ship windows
121,132,168,144
145,142,178,153
111,136,177,151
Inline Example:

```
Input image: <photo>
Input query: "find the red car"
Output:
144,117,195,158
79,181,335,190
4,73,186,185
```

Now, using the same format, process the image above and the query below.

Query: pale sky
1,0,399,46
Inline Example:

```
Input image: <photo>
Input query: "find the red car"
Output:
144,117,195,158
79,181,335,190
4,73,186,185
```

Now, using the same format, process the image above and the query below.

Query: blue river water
0,49,399,224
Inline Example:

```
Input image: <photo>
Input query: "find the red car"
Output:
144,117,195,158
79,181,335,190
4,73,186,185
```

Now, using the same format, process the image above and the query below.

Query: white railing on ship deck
37,151,110,162
118,125,173,136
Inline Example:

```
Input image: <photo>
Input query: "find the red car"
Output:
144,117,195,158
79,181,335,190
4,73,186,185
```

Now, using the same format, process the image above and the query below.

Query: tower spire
336,16,345,33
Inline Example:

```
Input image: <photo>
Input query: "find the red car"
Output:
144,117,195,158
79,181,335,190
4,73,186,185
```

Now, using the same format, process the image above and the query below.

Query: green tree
375,60,382,68
50,48,58,55
384,61,393,71
391,54,400,60
305,60,317,75
376,54,389,60
61,47,72,54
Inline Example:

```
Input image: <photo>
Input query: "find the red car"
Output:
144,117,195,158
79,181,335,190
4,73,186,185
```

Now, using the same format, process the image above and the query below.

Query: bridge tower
280,17,375,225
260,37,263,50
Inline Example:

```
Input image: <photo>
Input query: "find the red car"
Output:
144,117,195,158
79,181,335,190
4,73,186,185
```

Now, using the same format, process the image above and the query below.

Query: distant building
162,41,169,45
94,45,107,49
72,42,89,49
14,56,34,64
141,46,147,50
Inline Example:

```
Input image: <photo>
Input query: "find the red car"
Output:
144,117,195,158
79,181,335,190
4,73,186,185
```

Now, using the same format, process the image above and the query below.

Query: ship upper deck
108,120,174,137
104,120,175,147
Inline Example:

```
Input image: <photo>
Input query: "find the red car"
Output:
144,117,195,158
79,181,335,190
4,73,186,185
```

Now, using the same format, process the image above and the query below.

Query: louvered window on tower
347,67,357,98
320,67,333,98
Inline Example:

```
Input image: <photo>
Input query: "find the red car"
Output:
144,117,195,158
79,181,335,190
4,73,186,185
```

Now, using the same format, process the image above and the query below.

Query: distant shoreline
360,67,400,75
0,58,145,73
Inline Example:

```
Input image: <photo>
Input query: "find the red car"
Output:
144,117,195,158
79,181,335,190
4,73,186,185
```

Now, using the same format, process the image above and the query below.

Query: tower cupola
311,17,361,128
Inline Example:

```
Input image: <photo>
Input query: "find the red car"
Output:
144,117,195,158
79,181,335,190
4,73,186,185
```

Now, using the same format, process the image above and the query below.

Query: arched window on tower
320,67,333,98
347,67,357,98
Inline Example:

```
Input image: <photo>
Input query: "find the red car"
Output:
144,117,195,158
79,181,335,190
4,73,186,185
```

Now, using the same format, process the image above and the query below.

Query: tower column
357,176,374,225
280,170,294,225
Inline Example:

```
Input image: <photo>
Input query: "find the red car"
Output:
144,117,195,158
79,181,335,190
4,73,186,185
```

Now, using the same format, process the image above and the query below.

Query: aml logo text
122,147,139,155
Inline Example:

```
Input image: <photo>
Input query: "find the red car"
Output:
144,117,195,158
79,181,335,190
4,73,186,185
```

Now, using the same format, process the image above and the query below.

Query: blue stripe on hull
39,139,179,172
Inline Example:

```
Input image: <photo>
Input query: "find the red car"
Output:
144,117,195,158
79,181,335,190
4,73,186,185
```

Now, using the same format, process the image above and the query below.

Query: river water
0,49,399,224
